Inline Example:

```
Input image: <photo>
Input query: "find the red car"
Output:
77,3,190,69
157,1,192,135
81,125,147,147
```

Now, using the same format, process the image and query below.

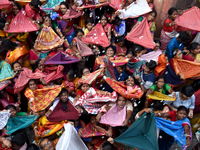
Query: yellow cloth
147,91,175,101
73,77,80,93
84,28,89,35
190,113,200,133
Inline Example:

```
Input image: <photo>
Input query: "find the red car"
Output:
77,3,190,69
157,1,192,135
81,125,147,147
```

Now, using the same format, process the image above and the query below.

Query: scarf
74,37,93,56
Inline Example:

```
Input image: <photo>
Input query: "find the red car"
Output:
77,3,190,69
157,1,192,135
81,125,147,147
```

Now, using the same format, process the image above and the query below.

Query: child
135,60,157,92
114,64,128,82
84,18,94,35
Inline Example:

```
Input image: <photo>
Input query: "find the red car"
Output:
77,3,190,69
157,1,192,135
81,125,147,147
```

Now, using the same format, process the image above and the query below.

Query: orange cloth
155,54,167,76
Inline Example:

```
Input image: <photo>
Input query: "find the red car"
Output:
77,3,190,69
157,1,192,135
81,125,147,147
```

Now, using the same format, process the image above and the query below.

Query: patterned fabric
104,57,116,80
24,86,61,112
154,54,167,76
173,58,200,78
147,91,175,101
7,114,38,134
78,68,104,84
41,0,65,14
0,110,11,130
100,103,126,127
34,24,64,52
37,116,67,137
63,8,82,20
0,60,13,82
112,56,129,66
155,117,192,150
75,87,117,114
105,77,143,99
81,123,108,138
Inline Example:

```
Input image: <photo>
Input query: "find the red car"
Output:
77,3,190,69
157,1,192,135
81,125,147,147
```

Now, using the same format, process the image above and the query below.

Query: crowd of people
0,0,200,149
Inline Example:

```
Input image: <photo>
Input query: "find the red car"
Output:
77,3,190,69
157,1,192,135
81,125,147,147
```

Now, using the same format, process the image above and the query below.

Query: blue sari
0,60,13,82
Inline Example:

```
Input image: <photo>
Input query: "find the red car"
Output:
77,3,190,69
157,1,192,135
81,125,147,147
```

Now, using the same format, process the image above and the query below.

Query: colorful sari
0,110,10,130
6,46,32,69
6,114,38,134
34,24,64,52
93,55,114,70
75,87,117,114
147,91,175,101
81,123,108,138
37,116,67,137
155,117,192,150
24,86,61,112
105,77,143,99
154,54,167,76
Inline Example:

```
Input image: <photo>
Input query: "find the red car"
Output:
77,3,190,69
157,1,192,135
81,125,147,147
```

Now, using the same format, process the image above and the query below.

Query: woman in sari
130,10,157,39
183,42,200,63
2,39,32,70
160,8,178,51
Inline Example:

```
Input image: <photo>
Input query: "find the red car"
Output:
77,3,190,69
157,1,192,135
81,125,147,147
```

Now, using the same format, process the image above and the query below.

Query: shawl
78,68,104,84
100,103,126,127
24,86,61,112
112,56,129,66
117,0,152,19
116,44,127,54
0,111,11,130
40,0,65,14
0,60,13,82
0,80,11,91
0,0,11,9
154,54,167,76
34,24,64,52
77,2,109,10
127,60,146,71
176,7,200,32
93,55,114,70
109,0,122,10
105,77,143,99
37,116,67,137
6,46,29,65
75,87,117,114
126,18,155,49
7,10,38,33
44,51,79,65
82,23,110,47
74,37,93,56
63,8,82,20
81,123,108,138
56,123,88,150
147,91,175,101
114,109,159,150
64,80,75,92
155,117,192,150
47,100,79,122
173,58,200,79
6,114,38,134
104,57,116,80
35,65,64,84
14,67,45,94
140,50,162,62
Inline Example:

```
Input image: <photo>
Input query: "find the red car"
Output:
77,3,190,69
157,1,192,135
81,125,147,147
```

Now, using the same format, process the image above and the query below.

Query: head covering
6,10,38,33
114,109,159,150
126,18,155,49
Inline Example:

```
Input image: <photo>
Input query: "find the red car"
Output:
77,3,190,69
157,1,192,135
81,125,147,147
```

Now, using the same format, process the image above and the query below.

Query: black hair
11,61,21,69
155,75,166,84
26,144,40,150
180,85,195,97
80,66,90,76
11,133,26,147
39,138,48,149
67,69,76,79
105,45,116,54
100,14,108,22
59,88,69,97
35,59,42,68
154,40,161,45
60,2,69,9
115,35,125,43
102,141,115,150
27,79,37,86
42,14,51,23
1,39,18,51
117,64,127,70
149,10,157,18
172,48,181,58
132,44,143,56
188,42,199,52
146,60,157,71
113,16,122,26
76,29,84,36
30,0,42,8
126,48,134,55
13,1,22,10
168,7,177,16
5,104,17,110
125,75,140,86
85,18,94,26
178,31,190,42
177,106,189,115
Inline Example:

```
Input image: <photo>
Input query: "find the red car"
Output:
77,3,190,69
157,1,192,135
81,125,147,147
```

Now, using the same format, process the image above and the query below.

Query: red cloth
29,50,39,60
168,111,176,121
163,18,176,32
109,0,122,10
7,10,38,33
125,18,155,49
195,89,200,106
182,55,195,62
35,65,64,84
176,7,200,32
74,37,93,56
0,0,11,9
25,3,42,20
14,67,45,94
63,8,82,19
82,23,110,47
47,100,79,122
